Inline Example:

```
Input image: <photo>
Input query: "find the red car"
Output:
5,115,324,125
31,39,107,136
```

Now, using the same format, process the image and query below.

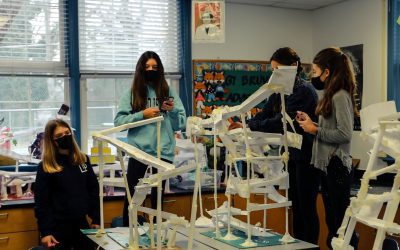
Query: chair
111,215,124,228
111,215,147,227
383,238,400,250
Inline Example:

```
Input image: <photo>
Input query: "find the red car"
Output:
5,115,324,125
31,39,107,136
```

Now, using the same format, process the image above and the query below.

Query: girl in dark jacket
229,47,320,244
34,119,100,249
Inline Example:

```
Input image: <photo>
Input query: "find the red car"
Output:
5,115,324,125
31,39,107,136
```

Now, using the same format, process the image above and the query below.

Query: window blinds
78,0,180,74
0,0,67,75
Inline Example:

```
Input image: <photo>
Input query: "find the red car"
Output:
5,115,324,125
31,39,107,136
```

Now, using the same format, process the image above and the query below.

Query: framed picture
192,0,225,43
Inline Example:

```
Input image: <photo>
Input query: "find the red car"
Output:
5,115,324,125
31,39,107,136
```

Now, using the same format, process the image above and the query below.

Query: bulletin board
192,60,312,118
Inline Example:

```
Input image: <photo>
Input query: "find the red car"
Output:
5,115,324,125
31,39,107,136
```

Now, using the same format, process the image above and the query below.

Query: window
0,0,68,154
81,77,180,153
78,0,182,152
86,79,130,131
0,0,184,154
388,0,400,110
78,0,180,73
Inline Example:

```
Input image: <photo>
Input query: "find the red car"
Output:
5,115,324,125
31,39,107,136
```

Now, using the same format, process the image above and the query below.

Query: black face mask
144,70,159,82
55,134,73,150
311,75,325,90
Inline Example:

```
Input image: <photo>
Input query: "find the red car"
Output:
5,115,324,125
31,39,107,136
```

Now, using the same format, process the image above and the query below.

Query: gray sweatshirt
311,89,354,173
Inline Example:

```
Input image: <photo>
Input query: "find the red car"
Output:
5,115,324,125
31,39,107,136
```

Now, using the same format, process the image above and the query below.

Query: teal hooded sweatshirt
114,86,186,162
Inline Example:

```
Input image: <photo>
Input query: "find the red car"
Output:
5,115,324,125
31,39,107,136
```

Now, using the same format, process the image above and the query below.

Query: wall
313,0,387,169
192,3,314,63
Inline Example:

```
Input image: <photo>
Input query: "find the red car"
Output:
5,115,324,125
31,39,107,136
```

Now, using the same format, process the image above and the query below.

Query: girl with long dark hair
114,51,186,226
297,47,358,248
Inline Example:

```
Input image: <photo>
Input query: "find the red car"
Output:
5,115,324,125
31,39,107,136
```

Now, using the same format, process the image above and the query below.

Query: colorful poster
193,60,269,118
193,60,312,118
192,0,225,43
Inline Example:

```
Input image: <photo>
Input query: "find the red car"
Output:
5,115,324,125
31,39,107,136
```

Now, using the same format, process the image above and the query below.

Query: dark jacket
248,78,318,161
34,154,100,237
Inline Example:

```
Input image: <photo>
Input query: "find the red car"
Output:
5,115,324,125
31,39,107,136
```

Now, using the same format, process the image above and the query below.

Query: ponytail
314,47,358,117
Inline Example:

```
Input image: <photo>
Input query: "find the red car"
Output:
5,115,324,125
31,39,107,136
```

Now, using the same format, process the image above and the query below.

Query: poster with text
193,60,269,118
193,60,312,118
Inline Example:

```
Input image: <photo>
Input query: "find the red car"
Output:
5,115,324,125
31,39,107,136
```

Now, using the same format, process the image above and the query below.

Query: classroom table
87,227,319,250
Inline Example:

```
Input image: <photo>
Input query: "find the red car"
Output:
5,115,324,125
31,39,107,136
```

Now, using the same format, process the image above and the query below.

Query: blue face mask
311,74,325,90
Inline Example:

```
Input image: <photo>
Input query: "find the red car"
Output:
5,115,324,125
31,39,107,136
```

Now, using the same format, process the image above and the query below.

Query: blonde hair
42,119,86,173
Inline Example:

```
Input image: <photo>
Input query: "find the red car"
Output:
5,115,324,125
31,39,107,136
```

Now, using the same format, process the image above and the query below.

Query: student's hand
228,122,243,130
161,100,174,112
296,111,318,135
41,235,59,248
295,111,309,122
90,223,100,229
143,107,160,119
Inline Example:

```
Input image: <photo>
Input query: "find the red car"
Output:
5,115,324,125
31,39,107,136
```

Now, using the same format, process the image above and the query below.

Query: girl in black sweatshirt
34,119,100,249
229,47,320,244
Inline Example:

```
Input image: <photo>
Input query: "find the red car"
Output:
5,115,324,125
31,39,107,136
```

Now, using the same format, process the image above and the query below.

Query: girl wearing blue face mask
114,51,186,226
296,47,358,249
34,119,100,250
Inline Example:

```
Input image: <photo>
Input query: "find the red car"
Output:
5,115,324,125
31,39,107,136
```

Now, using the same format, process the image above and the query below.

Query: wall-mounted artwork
193,60,269,117
192,0,225,43
192,60,312,118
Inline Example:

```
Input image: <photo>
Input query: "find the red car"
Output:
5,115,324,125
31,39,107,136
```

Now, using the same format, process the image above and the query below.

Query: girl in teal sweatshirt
114,51,186,226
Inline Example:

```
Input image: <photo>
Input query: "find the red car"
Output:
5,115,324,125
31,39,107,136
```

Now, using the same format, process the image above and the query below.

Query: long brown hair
42,119,86,173
313,47,358,117
131,51,170,112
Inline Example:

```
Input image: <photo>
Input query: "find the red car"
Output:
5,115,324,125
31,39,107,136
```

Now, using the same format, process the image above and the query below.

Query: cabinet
0,207,39,250
142,192,228,221
162,195,192,220
103,199,125,228
233,191,287,235
4,189,397,250
316,193,400,250
0,199,127,250
233,191,400,249
196,192,228,218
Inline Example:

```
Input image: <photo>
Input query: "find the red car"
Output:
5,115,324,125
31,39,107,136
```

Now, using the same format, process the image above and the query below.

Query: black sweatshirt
247,78,318,161
34,154,100,237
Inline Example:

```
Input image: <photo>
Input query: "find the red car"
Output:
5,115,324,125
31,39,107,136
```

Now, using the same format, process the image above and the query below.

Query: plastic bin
171,170,223,190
